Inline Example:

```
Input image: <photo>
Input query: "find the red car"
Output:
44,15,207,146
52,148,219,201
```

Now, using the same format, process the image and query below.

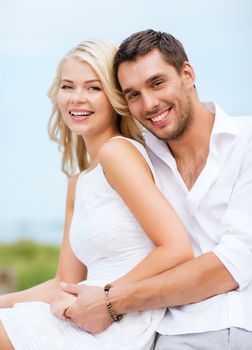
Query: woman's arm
0,278,59,308
99,138,194,285
0,175,87,308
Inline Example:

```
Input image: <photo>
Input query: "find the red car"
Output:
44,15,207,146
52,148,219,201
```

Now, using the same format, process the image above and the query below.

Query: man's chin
143,126,172,141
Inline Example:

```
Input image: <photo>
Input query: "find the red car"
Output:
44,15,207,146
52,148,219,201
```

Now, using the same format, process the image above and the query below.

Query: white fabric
0,137,165,350
144,103,252,335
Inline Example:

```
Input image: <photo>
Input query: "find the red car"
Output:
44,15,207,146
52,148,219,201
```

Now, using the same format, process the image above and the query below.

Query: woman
0,38,193,349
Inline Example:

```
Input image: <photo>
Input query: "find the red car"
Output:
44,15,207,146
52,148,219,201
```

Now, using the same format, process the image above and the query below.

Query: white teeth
70,111,91,117
151,111,168,122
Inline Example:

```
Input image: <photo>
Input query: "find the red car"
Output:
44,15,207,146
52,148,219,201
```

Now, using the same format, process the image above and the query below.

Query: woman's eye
88,86,101,91
61,85,73,90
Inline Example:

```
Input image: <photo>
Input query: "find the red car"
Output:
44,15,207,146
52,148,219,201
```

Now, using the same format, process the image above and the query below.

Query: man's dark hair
114,29,189,88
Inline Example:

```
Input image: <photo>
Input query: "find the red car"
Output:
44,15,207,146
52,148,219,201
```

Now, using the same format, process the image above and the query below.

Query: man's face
118,49,194,141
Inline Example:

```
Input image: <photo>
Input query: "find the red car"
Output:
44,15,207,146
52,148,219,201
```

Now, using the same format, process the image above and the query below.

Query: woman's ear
181,62,196,89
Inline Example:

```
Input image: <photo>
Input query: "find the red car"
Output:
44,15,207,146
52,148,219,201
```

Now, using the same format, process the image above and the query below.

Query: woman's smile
69,109,94,122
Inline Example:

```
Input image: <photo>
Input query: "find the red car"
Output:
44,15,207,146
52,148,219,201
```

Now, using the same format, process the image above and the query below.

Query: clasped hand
50,290,77,320
56,282,112,333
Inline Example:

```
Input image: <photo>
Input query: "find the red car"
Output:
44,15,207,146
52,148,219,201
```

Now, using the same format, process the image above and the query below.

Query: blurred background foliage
0,241,59,291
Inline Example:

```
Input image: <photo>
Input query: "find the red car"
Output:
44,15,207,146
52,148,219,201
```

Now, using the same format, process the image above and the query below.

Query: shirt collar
208,102,239,158
210,102,239,136
143,128,176,169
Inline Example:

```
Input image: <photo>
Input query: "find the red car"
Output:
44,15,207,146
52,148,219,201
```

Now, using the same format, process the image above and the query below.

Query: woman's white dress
0,137,165,349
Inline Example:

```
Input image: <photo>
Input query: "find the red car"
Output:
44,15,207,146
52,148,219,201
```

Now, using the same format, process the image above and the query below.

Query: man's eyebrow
121,87,133,95
145,73,164,85
121,74,165,95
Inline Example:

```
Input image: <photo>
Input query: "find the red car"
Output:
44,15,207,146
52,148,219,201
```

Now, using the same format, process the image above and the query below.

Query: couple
0,29,252,349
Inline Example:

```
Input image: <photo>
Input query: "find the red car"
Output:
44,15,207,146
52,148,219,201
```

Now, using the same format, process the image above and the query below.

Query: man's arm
63,251,238,333
112,252,238,313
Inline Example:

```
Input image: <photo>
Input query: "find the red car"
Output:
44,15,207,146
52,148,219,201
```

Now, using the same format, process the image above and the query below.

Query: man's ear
181,62,196,89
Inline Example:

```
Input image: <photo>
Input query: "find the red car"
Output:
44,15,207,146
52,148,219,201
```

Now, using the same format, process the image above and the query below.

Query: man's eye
127,92,139,101
152,80,163,88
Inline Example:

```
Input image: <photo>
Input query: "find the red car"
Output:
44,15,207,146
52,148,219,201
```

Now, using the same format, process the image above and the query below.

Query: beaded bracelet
104,284,122,322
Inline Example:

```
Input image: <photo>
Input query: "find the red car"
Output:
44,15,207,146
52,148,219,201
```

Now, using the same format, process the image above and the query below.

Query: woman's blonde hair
48,38,143,177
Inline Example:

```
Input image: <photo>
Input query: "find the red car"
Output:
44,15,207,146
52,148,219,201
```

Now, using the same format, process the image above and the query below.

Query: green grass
0,240,59,291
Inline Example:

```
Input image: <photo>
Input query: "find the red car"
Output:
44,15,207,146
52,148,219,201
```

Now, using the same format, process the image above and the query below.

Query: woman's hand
50,290,77,320
0,293,14,308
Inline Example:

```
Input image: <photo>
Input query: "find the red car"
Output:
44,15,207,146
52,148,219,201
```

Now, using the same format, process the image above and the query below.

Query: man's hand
60,282,112,333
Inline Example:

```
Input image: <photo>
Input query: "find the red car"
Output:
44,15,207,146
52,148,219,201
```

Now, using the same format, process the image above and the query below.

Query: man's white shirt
144,103,252,334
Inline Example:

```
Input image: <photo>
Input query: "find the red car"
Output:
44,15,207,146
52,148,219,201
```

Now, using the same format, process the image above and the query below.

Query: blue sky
0,0,251,243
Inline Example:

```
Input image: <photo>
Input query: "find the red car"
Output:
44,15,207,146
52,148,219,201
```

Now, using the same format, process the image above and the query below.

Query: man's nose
142,92,159,113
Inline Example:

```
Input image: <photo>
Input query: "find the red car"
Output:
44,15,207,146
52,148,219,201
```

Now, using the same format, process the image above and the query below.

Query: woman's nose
70,89,87,103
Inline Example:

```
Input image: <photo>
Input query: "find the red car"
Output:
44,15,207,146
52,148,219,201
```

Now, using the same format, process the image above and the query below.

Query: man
62,29,252,349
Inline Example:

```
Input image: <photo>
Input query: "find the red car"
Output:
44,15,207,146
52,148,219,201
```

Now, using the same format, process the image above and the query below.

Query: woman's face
57,57,117,138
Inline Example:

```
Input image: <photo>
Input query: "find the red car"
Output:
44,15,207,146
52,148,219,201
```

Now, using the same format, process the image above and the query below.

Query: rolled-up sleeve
213,141,252,290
